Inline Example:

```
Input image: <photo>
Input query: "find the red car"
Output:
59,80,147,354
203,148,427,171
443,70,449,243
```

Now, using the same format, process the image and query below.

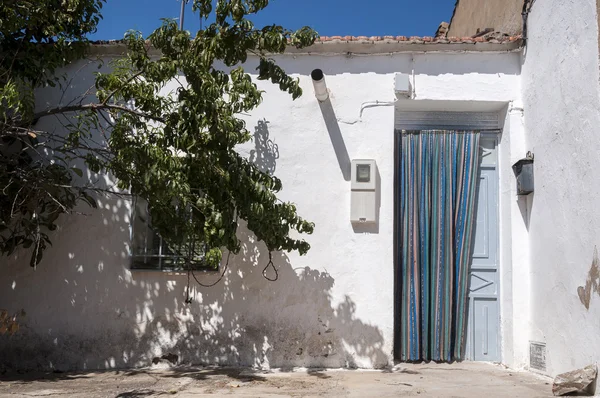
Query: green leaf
81,192,98,209
71,167,83,178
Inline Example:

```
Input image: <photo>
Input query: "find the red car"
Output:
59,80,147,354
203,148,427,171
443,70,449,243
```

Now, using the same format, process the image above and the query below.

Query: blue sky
88,0,456,40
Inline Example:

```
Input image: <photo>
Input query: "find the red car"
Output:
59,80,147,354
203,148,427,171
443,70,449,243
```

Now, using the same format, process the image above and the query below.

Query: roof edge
285,38,522,54
88,36,523,57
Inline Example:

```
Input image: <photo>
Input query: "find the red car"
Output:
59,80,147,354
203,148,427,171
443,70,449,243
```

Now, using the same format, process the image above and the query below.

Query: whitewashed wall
0,51,522,371
522,0,600,378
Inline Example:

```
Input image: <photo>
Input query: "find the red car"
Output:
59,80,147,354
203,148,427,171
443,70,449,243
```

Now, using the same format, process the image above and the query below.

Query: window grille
131,197,211,271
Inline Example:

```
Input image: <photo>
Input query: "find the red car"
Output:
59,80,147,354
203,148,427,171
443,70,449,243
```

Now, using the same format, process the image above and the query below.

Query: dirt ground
0,362,553,397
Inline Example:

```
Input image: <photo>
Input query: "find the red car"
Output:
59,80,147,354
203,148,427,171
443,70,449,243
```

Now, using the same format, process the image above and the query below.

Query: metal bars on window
131,197,209,271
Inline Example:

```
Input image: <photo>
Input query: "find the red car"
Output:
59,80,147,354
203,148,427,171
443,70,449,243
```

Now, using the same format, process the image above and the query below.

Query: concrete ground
0,362,553,397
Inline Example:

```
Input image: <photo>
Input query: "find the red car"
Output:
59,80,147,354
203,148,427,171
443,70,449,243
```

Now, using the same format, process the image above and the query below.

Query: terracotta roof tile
311,34,522,45
90,34,521,47
89,34,523,56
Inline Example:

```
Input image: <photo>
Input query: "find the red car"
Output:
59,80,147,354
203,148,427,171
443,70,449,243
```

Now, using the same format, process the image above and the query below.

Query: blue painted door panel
465,136,500,362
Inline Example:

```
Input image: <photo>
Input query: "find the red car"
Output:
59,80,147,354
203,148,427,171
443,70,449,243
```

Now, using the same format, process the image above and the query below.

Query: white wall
0,51,521,371
522,0,600,377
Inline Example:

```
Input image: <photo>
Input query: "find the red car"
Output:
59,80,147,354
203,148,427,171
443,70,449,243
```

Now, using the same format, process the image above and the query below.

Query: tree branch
102,69,145,105
33,103,165,124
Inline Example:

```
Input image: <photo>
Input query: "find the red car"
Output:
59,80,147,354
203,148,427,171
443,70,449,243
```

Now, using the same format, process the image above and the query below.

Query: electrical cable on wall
184,243,279,304
359,100,398,119
262,252,278,282
185,250,231,303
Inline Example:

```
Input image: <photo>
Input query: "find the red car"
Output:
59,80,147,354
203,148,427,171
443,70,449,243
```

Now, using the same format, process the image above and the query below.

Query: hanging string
185,267,192,304
185,246,279,304
262,251,278,282
184,250,231,303
191,250,231,288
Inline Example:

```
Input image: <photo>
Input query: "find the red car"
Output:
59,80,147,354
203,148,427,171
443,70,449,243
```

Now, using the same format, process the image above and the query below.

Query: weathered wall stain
577,247,600,310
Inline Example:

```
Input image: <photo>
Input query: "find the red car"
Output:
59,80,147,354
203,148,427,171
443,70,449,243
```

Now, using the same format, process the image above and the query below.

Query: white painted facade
0,9,597,376
521,0,600,379
0,48,525,370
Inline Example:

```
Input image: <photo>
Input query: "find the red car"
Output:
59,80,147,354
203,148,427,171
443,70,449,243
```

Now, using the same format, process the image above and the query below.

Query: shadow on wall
249,119,279,175
318,99,351,181
0,120,388,372
271,53,521,77
516,194,533,231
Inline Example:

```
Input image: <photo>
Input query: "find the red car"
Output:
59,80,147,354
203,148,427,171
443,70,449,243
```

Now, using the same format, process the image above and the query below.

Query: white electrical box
351,159,378,224
394,73,412,98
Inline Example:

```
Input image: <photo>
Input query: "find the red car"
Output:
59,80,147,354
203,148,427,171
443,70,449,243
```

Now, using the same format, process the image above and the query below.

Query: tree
1,0,106,267
0,0,317,271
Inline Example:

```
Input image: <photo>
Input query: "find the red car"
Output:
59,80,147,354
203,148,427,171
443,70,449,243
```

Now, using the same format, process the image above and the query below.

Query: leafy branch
1,0,318,273
33,102,166,124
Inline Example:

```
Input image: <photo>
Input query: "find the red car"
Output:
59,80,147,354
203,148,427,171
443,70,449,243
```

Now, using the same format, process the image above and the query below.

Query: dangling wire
185,269,193,304
262,251,278,282
184,244,279,305
184,216,239,302
184,250,231,303
192,250,231,288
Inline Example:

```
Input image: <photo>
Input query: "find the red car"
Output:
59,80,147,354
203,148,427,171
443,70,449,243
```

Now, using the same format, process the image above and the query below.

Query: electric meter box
351,159,378,224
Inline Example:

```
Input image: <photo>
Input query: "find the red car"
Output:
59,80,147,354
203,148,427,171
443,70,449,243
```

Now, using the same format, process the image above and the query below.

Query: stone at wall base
552,365,597,396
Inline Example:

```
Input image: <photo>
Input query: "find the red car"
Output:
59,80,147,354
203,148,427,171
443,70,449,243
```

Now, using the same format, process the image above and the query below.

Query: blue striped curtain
398,130,481,362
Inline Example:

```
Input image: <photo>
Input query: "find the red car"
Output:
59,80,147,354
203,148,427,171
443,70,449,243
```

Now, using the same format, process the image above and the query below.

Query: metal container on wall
512,154,534,195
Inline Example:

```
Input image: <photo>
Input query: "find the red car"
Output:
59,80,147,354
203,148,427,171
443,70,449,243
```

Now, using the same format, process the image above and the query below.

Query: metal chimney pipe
179,0,186,30
311,69,329,102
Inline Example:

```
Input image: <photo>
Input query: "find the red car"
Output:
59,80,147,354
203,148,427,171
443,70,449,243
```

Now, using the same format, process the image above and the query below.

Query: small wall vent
529,341,547,372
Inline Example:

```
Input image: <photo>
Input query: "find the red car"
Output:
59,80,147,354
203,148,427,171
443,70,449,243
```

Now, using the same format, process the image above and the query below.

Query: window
131,197,210,271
